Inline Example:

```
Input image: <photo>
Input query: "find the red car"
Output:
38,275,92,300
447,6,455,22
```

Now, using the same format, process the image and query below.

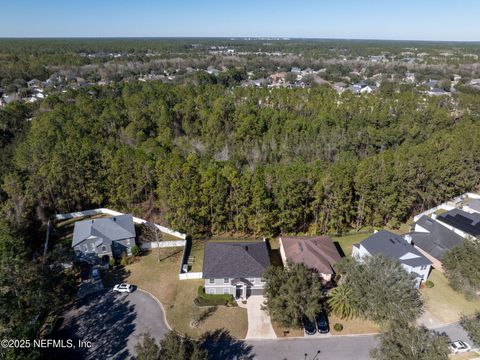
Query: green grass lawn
421,270,480,323
117,249,247,339
333,232,373,256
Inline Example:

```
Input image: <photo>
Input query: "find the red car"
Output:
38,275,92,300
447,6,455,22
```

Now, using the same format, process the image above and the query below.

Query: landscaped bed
421,269,480,323
112,248,248,339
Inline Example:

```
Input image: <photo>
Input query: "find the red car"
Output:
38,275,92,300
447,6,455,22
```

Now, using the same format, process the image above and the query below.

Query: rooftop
72,214,136,247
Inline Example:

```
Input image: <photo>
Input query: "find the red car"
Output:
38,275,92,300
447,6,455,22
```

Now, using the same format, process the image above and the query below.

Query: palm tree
327,283,357,319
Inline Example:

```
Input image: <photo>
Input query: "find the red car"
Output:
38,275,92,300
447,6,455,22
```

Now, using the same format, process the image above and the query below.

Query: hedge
194,286,235,306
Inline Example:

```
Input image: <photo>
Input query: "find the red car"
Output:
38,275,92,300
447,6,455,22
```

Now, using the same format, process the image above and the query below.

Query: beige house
279,236,342,282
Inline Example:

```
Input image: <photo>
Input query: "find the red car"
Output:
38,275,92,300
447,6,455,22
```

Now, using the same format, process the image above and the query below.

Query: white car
449,340,471,354
113,283,133,293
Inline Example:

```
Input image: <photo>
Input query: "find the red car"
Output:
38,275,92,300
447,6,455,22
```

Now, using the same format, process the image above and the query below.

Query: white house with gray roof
202,241,271,299
72,214,136,260
352,230,431,288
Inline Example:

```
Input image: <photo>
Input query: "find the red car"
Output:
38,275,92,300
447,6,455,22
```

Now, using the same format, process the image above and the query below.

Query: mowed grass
421,270,480,323
328,315,380,335
333,232,373,256
122,249,248,339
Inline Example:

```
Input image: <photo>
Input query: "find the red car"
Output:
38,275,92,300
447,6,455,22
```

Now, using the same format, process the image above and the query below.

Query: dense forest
2,82,479,238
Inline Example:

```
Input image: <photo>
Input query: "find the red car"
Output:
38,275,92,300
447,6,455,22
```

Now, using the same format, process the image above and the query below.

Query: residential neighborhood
2,7,480,359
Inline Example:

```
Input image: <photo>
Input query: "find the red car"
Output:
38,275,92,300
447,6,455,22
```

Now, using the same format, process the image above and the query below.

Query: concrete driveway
49,289,169,359
245,296,276,339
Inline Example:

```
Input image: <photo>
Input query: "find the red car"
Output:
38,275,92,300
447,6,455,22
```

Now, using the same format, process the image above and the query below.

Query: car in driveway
449,340,471,354
315,311,329,334
303,316,317,335
113,283,134,293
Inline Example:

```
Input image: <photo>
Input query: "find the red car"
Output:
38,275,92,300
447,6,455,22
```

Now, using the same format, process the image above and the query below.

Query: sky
1,0,479,41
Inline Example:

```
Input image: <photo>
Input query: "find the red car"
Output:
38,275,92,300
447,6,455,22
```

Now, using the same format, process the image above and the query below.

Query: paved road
50,289,169,359
244,322,473,360
248,335,378,360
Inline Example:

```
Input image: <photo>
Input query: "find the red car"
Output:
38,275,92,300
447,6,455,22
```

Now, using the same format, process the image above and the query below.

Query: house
464,198,480,214
202,241,271,299
278,236,342,282
406,216,464,272
72,214,136,260
360,85,378,94
352,230,431,288
436,208,480,240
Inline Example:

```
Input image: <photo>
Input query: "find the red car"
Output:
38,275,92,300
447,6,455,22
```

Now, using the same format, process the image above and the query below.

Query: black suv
315,310,329,334
302,316,317,335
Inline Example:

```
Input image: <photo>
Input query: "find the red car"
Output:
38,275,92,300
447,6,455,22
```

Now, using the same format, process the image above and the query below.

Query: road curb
137,288,173,331
249,332,380,341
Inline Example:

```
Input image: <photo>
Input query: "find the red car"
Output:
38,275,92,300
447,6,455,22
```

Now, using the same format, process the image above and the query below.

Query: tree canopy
263,262,323,327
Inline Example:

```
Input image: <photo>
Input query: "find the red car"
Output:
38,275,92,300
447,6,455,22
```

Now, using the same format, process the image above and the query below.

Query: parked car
302,316,317,335
449,340,471,354
315,311,329,334
113,283,133,293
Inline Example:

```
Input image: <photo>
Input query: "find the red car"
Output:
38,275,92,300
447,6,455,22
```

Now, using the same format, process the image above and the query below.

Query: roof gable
359,230,431,267
202,242,271,279
280,236,341,274
72,214,136,247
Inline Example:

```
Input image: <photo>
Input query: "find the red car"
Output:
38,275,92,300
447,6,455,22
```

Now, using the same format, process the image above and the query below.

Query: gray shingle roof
72,214,136,247
407,216,464,260
358,230,431,267
466,199,480,213
437,209,480,238
202,242,271,279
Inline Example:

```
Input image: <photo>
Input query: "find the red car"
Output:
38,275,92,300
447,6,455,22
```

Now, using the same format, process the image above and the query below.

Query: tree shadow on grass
49,290,136,360
200,328,255,360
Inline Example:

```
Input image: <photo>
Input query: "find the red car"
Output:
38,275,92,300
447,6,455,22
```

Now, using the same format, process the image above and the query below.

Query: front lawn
421,270,480,323
333,232,373,256
114,249,248,339
328,315,380,335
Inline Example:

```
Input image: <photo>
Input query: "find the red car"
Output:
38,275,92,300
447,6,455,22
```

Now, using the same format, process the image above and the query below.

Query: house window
223,277,229,284
127,239,131,245
102,245,106,253
207,288,215,295
209,278,215,284
83,245,88,251
223,288,230,294
420,265,427,270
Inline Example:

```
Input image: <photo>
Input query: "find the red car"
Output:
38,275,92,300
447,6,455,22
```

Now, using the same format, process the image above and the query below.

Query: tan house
278,236,342,282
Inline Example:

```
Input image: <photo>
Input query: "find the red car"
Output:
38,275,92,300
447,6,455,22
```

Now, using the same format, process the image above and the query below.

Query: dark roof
407,216,464,260
437,209,480,238
280,236,341,275
202,242,271,279
72,214,136,247
358,230,431,267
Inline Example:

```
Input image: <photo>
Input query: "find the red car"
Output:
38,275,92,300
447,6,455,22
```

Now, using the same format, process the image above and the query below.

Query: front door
235,285,243,299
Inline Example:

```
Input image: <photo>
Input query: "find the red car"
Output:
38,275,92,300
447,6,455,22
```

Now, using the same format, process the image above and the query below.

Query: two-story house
202,241,271,299
72,214,136,261
352,230,432,288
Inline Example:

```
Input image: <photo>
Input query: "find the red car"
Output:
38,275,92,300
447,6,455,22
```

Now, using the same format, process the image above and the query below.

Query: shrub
425,280,434,288
334,323,344,332
109,258,116,267
120,253,128,266
194,286,235,306
131,245,140,257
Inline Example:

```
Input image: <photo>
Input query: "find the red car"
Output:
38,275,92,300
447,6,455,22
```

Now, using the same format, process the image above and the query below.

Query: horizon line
0,36,479,43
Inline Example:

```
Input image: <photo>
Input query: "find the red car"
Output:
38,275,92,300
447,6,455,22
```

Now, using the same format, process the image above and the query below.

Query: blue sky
1,0,479,41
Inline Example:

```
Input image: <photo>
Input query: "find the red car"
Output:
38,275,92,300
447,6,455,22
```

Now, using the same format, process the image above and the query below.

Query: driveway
245,296,276,339
49,289,169,359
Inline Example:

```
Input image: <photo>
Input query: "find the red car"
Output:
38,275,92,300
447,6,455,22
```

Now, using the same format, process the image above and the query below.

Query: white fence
141,240,186,249
179,272,203,280
413,192,480,222
55,208,186,239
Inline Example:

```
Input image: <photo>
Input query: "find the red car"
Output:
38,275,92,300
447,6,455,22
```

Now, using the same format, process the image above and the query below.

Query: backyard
333,232,373,256
421,270,480,323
